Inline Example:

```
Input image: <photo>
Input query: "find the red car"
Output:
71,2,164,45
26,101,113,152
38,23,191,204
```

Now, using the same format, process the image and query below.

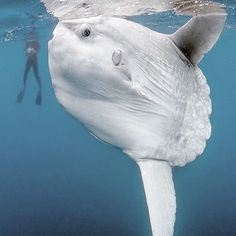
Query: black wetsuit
17,37,42,105
23,39,41,89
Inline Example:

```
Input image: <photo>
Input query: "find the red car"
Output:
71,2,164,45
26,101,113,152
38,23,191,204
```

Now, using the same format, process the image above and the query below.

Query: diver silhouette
17,29,42,105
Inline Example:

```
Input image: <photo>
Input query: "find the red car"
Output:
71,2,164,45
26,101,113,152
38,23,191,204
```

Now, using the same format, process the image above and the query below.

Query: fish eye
80,24,91,37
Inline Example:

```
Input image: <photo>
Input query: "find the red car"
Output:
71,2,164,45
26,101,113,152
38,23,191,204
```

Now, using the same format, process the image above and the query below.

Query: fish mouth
48,23,62,48
48,33,54,47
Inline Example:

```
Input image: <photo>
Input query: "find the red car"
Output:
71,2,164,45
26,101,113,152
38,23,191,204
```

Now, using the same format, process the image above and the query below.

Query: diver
17,30,42,105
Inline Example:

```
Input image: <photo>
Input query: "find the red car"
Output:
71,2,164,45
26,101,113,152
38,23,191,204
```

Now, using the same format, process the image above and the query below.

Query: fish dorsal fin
170,13,227,65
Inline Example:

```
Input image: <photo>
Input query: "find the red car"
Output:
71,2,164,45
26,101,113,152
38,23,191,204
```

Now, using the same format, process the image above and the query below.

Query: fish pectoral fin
112,49,132,81
170,7,227,65
137,160,176,236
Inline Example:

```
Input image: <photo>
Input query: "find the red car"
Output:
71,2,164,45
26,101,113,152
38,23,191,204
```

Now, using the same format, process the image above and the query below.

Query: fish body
49,12,226,236
49,16,211,166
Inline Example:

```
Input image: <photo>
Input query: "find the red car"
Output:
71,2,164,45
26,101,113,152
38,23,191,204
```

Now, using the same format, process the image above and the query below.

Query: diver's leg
32,57,42,105
23,59,31,87
32,57,41,89
16,59,31,103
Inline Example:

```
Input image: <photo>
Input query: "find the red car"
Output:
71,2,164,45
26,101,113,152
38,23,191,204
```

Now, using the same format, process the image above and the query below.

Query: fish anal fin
137,160,176,236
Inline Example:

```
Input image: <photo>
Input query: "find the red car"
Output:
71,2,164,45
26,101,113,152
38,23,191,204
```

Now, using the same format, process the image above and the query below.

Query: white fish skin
138,160,176,236
48,12,226,236
48,15,225,165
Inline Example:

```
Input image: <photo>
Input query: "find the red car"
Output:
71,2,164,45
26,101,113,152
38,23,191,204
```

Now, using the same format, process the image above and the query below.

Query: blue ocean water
0,1,235,236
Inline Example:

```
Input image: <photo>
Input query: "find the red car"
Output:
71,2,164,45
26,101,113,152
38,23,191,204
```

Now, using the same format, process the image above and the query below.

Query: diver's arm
24,42,29,57
36,41,40,52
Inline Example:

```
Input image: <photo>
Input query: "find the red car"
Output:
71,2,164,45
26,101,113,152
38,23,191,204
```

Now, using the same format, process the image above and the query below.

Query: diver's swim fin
35,90,42,105
16,89,25,104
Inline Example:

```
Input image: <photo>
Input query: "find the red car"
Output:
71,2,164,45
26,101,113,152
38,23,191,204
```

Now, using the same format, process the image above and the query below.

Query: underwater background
0,0,236,235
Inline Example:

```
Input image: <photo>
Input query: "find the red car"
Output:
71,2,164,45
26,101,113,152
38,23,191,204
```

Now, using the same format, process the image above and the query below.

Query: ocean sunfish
48,11,226,236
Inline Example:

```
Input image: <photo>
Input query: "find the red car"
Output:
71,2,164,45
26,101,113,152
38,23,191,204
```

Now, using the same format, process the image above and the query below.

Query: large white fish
48,7,226,236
